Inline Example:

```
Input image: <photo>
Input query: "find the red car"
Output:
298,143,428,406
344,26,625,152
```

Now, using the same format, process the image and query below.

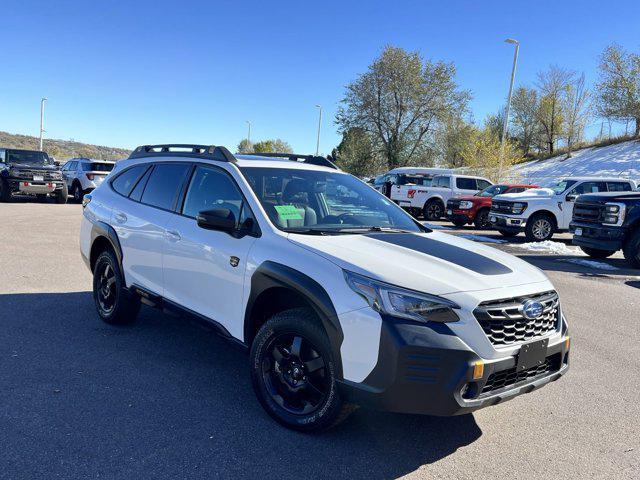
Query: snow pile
561,258,619,271
457,234,507,244
511,240,586,256
507,140,640,185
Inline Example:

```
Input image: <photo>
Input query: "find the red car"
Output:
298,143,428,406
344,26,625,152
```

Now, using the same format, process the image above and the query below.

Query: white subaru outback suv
80,144,570,431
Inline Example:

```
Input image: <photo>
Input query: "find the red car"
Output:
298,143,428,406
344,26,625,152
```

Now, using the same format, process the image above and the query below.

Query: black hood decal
366,233,512,275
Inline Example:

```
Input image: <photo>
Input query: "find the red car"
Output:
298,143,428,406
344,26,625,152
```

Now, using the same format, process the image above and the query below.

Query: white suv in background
490,177,637,241
80,144,569,431
62,158,115,202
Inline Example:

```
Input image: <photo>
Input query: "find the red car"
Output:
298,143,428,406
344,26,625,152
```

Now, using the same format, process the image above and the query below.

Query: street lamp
499,38,520,180
315,104,322,156
246,120,251,144
39,98,47,151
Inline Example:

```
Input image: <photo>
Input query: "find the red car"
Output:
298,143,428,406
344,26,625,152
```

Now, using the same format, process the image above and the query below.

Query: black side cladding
365,233,512,275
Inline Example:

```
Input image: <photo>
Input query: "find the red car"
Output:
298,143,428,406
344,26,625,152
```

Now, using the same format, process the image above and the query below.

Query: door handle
166,229,181,241
114,212,127,224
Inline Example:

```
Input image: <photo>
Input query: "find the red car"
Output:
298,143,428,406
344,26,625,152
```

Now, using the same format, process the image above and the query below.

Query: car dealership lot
1,203,639,479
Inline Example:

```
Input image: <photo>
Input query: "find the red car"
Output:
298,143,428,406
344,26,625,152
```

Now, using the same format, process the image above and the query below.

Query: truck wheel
72,182,84,203
579,246,616,259
451,219,467,228
525,213,555,242
423,199,443,221
622,229,640,268
55,185,68,204
474,209,491,229
498,229,518,238
250,308,355,431
93,249,140,324
0,178,11,202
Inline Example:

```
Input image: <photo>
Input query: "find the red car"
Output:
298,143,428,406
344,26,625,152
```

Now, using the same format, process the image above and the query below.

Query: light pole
499,38,519,180
39,97,47,151
315,104,322,156
246,120,251,144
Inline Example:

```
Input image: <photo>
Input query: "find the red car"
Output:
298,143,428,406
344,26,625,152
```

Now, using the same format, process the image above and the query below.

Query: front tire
0,178,11,202
579,246,616,259
474,209,491,229
55,186,68,204
498,229,518,238
423,199,444,221
451,219,467,228
250,308,354,431
623,229,640,268
525,213,555,242
93,249,140,324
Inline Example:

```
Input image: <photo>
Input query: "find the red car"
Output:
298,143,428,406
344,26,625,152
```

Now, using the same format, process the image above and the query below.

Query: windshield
475,185,510,197
548,180,577,194
240,167,425,234
5,150,51,166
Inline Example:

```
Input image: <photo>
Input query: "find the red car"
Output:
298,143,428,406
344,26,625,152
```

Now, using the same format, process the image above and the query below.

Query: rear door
454,177,479,197
162,164,258,338
112,162,191,295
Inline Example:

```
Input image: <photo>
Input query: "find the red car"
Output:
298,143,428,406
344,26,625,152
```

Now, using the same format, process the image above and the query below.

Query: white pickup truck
489,176,638,241
393,173,493,220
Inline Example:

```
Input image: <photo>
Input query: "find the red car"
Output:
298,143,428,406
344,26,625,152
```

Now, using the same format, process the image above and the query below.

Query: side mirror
566,194,577,202
196,209,236,232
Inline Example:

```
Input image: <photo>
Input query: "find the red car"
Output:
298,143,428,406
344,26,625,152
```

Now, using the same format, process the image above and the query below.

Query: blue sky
1,0,639,155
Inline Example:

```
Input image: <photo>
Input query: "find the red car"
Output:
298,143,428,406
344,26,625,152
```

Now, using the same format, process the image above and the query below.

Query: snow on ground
561,258,620,271
511,240,586,255
457,234,506,244
506,139,640,186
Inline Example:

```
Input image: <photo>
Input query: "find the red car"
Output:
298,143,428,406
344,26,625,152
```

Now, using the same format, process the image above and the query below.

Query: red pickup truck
446,184,538,229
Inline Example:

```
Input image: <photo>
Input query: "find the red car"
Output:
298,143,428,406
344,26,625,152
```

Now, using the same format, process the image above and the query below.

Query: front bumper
446,209,475,223
490,213,526,230
570,222,626,251
338,315,569,416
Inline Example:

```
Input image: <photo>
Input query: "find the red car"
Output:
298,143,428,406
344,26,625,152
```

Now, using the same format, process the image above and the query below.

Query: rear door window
111,164,149,197
140,163,191,211
572,181,607,195
456,177,477,190
607,182,632,192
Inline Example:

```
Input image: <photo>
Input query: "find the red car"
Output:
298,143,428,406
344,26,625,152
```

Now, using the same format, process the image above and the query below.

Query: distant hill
0,131,131,162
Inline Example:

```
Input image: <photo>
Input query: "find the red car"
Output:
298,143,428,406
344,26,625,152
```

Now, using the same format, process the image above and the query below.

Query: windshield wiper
332,226,418,234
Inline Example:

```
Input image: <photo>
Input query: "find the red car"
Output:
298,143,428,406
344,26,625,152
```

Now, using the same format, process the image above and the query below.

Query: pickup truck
0,147,67,203
446,184,537,228
394,173,493,220
373,167,450,197
570,191,640,267
489,177,637,241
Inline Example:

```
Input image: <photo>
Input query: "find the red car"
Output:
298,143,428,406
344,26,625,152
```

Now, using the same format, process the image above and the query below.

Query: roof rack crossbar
241,152,338,170
128,144,236,163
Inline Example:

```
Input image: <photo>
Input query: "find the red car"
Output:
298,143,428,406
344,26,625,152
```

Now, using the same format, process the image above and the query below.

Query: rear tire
498,229,518,238
579,246,616,259
474,209,491,229
525,213,555,242
72,182,84,203
93,249,140,325
423,199,444,221
250,308,354,431
451,219,467,228
0,178,11,202
622,229,640,268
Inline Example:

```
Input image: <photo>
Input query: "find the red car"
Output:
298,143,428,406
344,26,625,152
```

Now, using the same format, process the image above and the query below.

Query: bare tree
510,86,540,156
595,43,640,137
337,46,470,170
563,73,591,157
535,65,575,154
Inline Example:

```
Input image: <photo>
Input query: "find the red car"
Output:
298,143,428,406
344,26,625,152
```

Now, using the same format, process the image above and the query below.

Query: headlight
603,202,625,226
511,202,527,214
343,271,460,323
51,172,62,180
458,200,474,210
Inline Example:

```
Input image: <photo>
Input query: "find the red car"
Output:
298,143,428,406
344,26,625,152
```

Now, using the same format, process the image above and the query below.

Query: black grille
573,202,604,223
480,354,561,396
13,169,57,181
490,200,513,214
473,291,560,347
447,198,461,209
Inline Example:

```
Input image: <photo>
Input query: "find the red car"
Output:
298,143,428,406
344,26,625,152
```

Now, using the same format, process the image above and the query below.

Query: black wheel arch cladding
245,261,344,378
90,221,124,273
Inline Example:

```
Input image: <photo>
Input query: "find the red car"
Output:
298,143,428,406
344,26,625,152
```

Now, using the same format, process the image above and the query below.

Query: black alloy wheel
96,261,117,316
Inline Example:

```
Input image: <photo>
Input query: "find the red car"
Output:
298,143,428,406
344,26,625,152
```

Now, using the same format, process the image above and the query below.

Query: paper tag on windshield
274,205,303,220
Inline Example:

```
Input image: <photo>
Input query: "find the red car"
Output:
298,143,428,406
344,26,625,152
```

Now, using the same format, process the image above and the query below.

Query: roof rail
240,152,339,170
128,144,236,163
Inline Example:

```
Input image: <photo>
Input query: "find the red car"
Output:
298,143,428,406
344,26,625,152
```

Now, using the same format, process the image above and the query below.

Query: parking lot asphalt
1,202,639,480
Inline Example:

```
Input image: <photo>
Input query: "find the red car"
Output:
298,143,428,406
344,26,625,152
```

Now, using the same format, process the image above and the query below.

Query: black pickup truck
0,148,67,203
570,191,640,268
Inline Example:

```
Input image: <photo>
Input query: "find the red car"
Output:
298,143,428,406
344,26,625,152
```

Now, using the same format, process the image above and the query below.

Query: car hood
451,195,480,201
288,230,549,296
494,188,555,202
9,163,59,171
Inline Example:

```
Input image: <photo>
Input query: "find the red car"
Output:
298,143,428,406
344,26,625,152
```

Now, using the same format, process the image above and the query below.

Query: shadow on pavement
515,254,638,277
0,291,482,480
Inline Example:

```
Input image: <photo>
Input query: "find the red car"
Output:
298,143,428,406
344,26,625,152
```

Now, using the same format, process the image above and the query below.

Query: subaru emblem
521,300,544,320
